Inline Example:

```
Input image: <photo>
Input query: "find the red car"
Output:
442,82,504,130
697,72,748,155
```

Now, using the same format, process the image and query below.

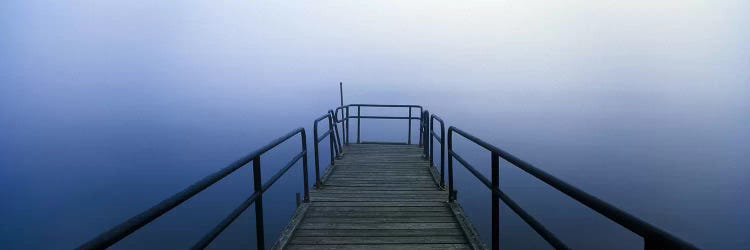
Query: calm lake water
1,1,748,249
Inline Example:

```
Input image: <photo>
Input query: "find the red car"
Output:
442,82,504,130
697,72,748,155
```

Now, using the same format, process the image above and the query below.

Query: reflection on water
1,1,748,249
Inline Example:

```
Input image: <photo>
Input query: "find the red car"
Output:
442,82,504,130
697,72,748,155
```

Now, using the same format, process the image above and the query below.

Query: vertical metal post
422,111,430,158
447,129,454,202
329,111,341,156
644,236,666,250
339,82,344,106
345,106,350,145
300,130,310,202
418,112,423,147
339,82,346,145
357,106,361,143
491,152,500,250
252,157,265,249
430,117,434,166
313,121,321,188
328,115,335,165
440,124,445,188
408,108,412,144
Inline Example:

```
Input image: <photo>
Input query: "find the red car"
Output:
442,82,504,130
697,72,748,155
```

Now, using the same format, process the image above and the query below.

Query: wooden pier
274,143,482,250
78,99,697,249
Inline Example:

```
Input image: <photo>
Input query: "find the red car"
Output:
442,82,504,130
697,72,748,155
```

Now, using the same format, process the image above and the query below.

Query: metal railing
313,112,342,187
335,104,423,145
420,110,430,156
445,126,698,250
79,95,697,250
332,107,348,146
430,114,446,188
79,128,310,250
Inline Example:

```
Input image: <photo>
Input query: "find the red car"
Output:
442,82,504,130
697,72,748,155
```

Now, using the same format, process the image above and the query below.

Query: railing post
418,112,423,147
328,114,335,165
644,236,667,250
300,130,310,202
448,128,455,202
313,121,321,188
252,157,265,250
491,152,499,250
422,110,430,158
440,121,445,188
345,106,349,145
339,82,344,111
408,108,412,144
356,106,361,143
430,116,434,167
329,110,342,157
328,112,339,156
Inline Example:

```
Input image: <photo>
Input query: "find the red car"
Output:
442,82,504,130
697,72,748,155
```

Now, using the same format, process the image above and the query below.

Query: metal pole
329,111,341,156
430,117,434,166
491,152,500,250
440,123,445,188
419,112,423,147
252,157,264,249
423,111,430,158
345,107,350,145
448,129,454,202
328,113,336,165
313,121,321,188
339,82,344,108
408,108,412,144
300,130,310,202
357,106,361,143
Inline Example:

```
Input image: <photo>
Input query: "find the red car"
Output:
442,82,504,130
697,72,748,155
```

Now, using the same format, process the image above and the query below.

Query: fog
1,1,748,249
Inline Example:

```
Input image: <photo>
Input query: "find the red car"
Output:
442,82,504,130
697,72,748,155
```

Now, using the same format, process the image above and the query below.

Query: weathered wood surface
279,144,478,249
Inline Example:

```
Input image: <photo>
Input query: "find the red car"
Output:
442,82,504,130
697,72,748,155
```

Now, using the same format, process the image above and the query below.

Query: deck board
277,144,481,250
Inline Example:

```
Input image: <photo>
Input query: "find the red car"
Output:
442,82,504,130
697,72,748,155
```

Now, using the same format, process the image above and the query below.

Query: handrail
447,126,698,250
313,113,338,188
334,104,423,144
328,110,343,153
420,110,430,157
430,114,446,188
79,128,309,250
79,95,698,250
348,103,422,108
332,105,348,145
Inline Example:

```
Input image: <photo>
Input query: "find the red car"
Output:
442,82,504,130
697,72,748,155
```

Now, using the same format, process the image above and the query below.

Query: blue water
1,1,748,249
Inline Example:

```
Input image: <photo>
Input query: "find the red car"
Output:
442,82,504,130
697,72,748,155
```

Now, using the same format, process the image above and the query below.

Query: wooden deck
274,144,483,250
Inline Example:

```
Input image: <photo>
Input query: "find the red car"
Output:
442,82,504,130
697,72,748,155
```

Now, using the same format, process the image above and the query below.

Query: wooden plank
326,177,434,180
310,197,445,202
323,181,437,185
310,190,446,195
329,171,430,175
292,229,465,237
290,236,468,244
305,211,452,218
310,201,446,207
322,183,437,188
297,222,460,230
306,206,450,213
317,186,441,191
309,194,447,199
331,169,428,172
278,144,478,250
287,244,471,250
325,177,433,181
302,217,456,223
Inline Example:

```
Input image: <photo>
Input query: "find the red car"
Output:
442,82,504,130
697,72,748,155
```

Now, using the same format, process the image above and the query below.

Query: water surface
1,1,748,249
